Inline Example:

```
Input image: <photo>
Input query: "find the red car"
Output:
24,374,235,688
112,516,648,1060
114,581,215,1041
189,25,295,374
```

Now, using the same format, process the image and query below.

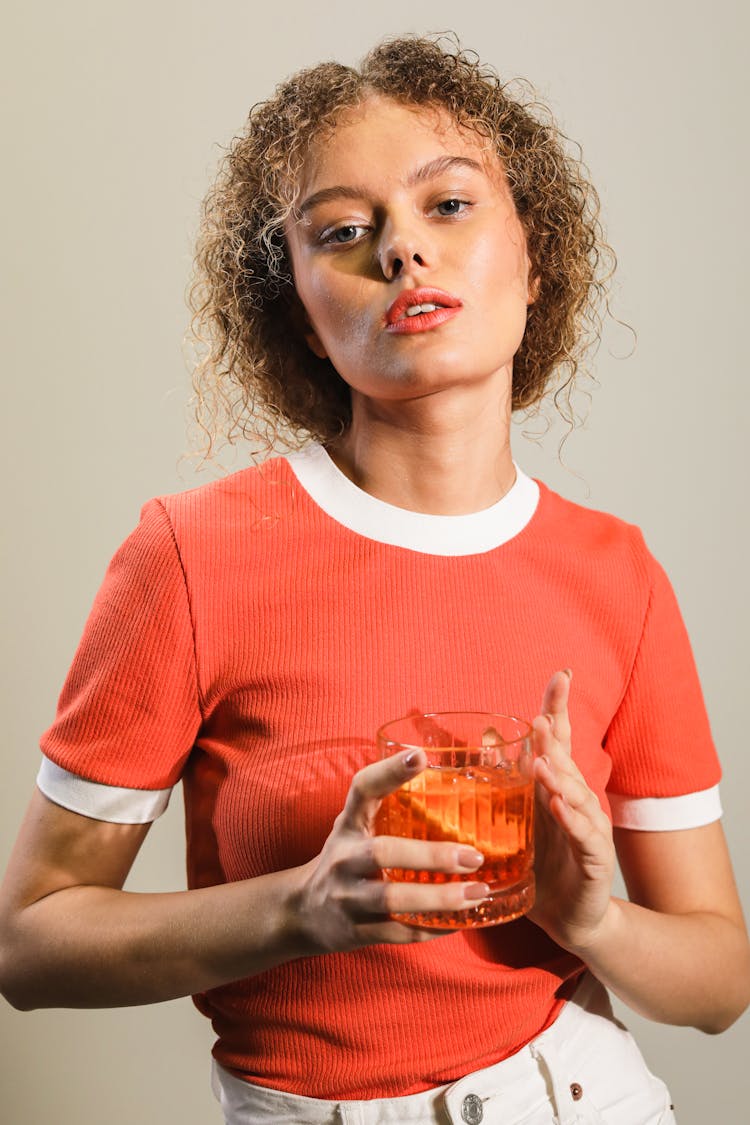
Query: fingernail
563,668,573,680
458,847,484,869
464,883,490,901
403,750,421,769
545,713,555,731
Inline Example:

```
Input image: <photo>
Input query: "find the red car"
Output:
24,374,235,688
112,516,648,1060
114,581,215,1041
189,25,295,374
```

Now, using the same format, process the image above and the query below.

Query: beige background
2,1,748,1121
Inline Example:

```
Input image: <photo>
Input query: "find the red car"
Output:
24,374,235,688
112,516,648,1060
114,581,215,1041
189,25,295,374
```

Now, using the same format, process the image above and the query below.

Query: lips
385,288,462,326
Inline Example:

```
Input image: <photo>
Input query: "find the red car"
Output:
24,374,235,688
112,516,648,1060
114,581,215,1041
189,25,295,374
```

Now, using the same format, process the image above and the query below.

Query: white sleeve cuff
608,784,722,831
36,756,173,824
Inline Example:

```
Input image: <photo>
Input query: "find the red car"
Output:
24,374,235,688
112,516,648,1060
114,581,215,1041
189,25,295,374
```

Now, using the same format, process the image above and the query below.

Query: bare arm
531,671,750,1033
0,789,305,1009
0,752,487,1010
586,822,750,1033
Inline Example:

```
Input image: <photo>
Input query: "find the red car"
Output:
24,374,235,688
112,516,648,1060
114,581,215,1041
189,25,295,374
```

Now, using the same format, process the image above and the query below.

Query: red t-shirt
39,447,721,1098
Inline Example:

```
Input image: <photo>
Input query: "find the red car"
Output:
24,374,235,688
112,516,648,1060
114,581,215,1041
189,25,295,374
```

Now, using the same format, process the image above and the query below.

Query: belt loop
336,1103,365,1125
530,1040,578,1125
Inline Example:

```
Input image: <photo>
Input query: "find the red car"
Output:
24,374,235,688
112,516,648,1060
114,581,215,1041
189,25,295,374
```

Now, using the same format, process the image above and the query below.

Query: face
284,96,536,408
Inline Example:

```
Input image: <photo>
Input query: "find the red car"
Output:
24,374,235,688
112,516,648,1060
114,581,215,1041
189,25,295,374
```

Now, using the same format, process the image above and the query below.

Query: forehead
295,95,503,199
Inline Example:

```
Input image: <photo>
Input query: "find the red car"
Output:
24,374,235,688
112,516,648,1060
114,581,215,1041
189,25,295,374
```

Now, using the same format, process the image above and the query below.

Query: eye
435,198,471,216
322,224,369,245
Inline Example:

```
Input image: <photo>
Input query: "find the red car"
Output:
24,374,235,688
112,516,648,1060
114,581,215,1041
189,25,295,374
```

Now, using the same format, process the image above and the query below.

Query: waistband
211,972,644,1124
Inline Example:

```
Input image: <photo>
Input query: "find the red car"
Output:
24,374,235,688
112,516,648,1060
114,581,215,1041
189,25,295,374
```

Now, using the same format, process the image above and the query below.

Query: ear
287,290,329,360
525,252,541,307
305,328,329,361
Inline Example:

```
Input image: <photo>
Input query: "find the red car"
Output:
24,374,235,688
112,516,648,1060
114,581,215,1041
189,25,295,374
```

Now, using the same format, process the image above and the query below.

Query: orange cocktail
374,712,534,928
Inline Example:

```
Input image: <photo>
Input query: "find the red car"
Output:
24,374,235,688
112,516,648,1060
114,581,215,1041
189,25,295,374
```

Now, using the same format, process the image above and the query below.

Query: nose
377,218,430,281
379,246,426,281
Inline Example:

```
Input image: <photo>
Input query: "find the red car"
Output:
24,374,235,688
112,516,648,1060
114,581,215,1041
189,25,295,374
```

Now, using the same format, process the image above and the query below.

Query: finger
532,713,571,764
535,755,611,839
532,710,577,779
343,835,484,878
532,713,553,757
532,717,584,782
350,874,491,920
339,750,426,833
546,794,613,868
534,751,600,815
355,920,445,945
538,669,572,745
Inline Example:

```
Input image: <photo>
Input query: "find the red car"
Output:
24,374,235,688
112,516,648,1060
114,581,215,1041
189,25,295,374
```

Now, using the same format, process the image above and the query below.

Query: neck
325,380,516,516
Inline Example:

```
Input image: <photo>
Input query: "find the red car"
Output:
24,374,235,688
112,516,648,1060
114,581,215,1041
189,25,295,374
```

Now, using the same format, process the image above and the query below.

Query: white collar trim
285,444,539,556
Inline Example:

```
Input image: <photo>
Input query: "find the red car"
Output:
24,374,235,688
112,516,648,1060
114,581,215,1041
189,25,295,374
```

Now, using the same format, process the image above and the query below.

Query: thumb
338,749,426,833
539,668,572,741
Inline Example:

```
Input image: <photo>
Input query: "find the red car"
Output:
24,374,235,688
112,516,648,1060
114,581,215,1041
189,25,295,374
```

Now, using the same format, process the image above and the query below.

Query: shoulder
143,454,296,539
527,479,666,626
534,478,655,576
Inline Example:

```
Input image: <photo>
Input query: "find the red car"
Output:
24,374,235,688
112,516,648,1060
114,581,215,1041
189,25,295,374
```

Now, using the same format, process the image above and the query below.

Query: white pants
211,973,676,1124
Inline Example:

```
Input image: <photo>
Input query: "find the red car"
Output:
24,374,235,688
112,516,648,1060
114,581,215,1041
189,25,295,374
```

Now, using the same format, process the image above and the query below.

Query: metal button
570,1082,583,1101
461,1093,484,1124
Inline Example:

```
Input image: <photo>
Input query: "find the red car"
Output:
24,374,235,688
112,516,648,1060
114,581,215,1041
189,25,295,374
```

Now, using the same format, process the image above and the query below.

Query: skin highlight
186,34,614,458
285,96,533,514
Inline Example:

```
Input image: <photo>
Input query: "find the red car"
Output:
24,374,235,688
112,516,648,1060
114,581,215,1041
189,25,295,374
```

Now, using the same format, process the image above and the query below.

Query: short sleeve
39,499,202,793
604,541,721,811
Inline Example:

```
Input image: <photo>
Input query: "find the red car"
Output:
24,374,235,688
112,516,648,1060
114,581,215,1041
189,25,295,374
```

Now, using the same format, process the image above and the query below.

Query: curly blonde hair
187,33,615,457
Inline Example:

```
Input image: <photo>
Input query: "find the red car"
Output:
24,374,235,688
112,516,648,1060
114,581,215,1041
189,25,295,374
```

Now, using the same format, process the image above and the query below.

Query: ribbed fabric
40,453,720,1099
36,756,172,822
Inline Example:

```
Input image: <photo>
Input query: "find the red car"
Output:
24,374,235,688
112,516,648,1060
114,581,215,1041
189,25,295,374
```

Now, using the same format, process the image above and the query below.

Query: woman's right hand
291,749,489,953
0,753,485,1010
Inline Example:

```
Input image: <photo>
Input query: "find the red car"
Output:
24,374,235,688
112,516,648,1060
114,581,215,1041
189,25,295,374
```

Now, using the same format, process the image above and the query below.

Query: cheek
502,228,531,288
297,279,339,341
309,279,373,352
466,221,530,301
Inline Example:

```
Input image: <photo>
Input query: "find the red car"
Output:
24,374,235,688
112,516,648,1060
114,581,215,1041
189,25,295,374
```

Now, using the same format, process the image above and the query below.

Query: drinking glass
374,712,534,928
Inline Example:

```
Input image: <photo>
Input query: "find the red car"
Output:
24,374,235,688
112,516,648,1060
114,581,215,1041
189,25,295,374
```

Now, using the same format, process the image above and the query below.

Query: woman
1,34,748,1125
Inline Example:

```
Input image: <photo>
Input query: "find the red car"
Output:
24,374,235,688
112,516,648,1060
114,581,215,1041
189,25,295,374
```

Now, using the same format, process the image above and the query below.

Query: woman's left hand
527,669,616,954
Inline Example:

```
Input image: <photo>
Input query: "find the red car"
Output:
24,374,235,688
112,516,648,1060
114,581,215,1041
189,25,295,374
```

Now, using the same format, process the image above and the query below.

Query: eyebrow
297,155,486,216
